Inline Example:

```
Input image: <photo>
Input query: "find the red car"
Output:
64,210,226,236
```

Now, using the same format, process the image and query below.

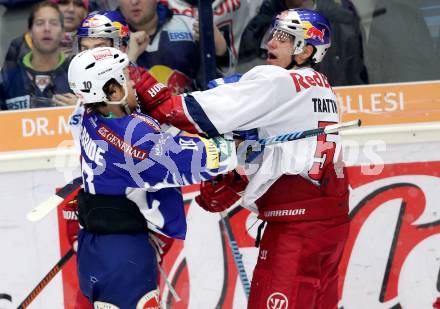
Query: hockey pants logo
267,292,289,309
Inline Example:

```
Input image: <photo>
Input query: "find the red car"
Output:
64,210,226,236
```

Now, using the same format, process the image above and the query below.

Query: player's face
124,69,138,110
80,37,113,51
266,29,294,68
30,6,64,54
58,0,88,32
119,0,156,29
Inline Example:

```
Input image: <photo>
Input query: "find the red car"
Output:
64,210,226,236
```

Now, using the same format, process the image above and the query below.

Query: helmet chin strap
103,82,132,115
287,45,317,70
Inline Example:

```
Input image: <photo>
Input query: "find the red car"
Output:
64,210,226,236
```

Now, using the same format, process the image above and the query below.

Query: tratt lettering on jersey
97,124,148,160
290,71,330,92
80,127,105,166
313,98,338,113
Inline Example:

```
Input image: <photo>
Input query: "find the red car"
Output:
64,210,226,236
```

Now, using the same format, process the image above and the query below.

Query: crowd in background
0,0,439,110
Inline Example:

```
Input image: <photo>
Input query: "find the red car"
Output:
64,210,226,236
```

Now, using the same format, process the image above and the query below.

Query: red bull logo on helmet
82,16,104,28
277,10,290,20
302,21,325,43
112,21,129,38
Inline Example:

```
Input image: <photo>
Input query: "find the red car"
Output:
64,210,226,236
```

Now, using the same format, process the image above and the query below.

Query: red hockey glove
130,67,171,113
195,171,248,213
433,297,440,309
62,195,80,252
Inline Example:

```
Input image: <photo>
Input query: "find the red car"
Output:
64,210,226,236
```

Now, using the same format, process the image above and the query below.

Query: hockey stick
220,211,251,299
258,119,361,146
26,177,82,222
16,248,75,309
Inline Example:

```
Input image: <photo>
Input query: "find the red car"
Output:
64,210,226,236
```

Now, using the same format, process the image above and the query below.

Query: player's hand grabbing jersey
138,65,341,211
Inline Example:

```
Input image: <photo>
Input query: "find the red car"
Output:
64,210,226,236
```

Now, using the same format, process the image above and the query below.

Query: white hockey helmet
68,46,129,105
266,9,332,64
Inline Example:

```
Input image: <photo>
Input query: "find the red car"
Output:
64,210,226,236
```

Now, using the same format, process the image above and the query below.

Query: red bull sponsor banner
56,161,440,308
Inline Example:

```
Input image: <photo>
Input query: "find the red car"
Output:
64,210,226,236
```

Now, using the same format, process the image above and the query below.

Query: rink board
0,157,439,309
0,80,439,308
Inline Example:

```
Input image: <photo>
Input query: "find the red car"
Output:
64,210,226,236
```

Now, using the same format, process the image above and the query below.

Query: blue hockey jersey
79,108,235,238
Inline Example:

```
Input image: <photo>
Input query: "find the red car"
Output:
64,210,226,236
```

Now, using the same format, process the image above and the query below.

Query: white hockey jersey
187,65,341,212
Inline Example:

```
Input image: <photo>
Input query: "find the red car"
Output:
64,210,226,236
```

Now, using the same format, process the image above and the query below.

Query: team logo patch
35,75,51,92
136,289,161,309
267,292,289,309
92,48,112,60
199,137,219,169
94,301,119,309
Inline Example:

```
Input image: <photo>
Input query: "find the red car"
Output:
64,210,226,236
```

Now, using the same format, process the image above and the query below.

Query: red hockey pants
248,214,349,309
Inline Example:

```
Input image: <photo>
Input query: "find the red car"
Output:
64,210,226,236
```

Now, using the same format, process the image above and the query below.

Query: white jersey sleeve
189,65,291,133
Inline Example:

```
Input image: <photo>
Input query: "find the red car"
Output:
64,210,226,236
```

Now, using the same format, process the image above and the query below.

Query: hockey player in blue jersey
67,46,236,308
67,10,183,269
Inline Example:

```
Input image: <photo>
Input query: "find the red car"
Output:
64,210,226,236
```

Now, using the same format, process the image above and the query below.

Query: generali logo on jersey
92,48,112,61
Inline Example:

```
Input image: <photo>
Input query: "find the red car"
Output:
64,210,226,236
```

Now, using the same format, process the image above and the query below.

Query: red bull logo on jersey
290,71,331,93
303,21,325,43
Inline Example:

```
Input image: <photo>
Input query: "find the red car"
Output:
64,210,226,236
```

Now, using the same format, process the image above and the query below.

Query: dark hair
28,1,64,30
84,78,121,113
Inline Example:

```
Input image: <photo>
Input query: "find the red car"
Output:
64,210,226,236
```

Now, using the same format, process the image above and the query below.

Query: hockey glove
62,195,80,252
130,67,171,113
195,170,248,213
433,297,440,309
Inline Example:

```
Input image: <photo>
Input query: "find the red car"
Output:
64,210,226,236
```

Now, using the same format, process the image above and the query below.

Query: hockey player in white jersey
132,8,350,309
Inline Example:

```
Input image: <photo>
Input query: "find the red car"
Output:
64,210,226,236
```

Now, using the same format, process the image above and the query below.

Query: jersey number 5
308,121,338,181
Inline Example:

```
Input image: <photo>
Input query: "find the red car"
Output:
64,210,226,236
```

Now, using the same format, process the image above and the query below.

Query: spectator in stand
56,0,90,55
366,0,440,83
238,0,368,86
3,0,88,67
118,0,226,93
0,1,74,110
